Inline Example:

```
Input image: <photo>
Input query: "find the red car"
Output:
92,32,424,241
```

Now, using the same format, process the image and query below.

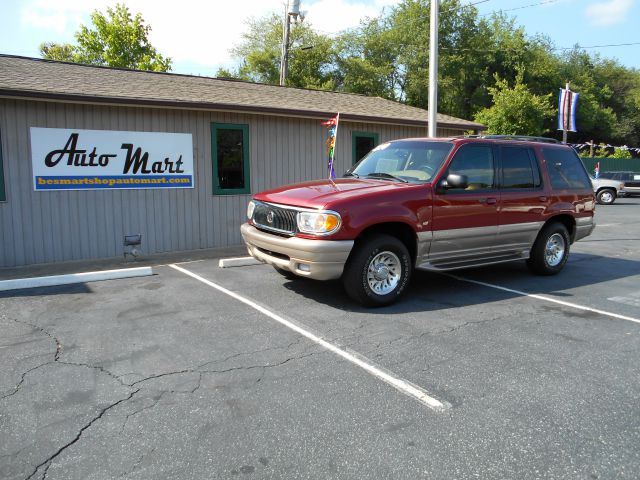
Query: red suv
241,136,596,306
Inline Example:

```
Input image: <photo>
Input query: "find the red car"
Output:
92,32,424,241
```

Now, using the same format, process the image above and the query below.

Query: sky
0,0,638,76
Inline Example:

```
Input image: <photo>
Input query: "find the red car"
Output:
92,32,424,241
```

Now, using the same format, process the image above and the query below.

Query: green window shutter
351,131,379,165
211,123,250,195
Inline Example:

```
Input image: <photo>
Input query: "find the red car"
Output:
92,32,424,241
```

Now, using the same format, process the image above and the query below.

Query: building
0,55,484,268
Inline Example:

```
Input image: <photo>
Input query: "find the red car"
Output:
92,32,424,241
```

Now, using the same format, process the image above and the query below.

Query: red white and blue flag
558,88,579,132
321,113,340,180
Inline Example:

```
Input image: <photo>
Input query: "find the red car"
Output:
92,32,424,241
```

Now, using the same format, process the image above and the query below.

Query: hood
253,178,418,209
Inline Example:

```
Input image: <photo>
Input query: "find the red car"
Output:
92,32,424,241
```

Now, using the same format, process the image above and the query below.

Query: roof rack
458,134,560,144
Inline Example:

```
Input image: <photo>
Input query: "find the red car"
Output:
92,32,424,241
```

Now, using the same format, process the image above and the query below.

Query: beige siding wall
0,98,467,267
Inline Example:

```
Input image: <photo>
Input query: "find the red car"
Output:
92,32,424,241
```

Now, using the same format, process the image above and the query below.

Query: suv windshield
348,141,453,183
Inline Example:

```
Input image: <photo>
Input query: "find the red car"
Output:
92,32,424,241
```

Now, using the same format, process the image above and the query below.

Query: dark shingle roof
0,55,484,130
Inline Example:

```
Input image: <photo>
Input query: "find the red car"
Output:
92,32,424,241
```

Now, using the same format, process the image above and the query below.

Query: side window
211,123,250,195
543,147,591,190
352,132,379,164
0,129,5,202
446,144,494,192
501,146,541,189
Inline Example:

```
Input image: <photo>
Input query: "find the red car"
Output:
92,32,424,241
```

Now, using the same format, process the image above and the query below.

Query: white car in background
590,175,625,205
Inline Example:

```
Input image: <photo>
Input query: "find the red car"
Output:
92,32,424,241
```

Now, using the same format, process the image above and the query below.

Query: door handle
480,197,497,205
539,196,548,202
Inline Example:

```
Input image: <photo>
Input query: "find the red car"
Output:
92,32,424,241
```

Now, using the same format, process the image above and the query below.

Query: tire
342,234,412,307
596,189,616,205
526,222,570,275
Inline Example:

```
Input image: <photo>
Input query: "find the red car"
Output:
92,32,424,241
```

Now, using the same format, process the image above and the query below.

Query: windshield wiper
343,171,360,178
365,172,408,183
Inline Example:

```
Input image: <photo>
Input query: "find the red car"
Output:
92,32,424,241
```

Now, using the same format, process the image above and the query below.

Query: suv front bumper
240,223,354,280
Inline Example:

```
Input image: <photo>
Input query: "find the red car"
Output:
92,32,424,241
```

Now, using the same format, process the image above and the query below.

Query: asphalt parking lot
2,197,640,480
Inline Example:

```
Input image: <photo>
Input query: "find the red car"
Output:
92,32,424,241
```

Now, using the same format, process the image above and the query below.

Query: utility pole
428,0,439,138
280,1,301,86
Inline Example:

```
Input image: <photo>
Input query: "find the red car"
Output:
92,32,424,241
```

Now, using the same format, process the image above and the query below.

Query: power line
553,42,640,51
440,41,640,53
479,0,558,17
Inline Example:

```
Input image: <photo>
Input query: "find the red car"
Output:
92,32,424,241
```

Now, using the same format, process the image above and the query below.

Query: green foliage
219,14,335,89
473,69,554,136
333,17,403,99
594,144,633,159
40,4,171,72
608,148,633,159
40,42,75,62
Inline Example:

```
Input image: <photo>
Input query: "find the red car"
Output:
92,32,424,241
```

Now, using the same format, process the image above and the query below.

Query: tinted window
602,172,626,180
212,123,250,194
543,148,591,190
446,144,494,191
501,147,541,189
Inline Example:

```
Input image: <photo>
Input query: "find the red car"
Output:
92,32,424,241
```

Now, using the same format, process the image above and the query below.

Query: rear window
542,148,591,190
501,146,541,189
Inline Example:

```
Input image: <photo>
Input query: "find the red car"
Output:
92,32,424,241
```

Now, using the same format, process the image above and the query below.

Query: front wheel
596,189,616,205
527,223,570,275
342,234,412,307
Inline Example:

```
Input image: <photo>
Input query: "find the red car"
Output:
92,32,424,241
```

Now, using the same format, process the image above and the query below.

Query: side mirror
439,173,468,190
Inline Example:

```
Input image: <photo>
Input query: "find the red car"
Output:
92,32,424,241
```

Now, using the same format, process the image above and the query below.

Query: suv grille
252,202,297,236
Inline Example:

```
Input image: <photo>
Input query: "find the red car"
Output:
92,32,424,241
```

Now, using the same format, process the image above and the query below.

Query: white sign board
31,128,194,191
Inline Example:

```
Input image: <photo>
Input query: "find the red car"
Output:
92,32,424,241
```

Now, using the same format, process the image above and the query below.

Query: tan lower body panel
240,223,354,281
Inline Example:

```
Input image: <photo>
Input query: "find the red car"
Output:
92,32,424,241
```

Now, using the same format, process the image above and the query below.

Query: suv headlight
247,200,256,220
297,211,341,235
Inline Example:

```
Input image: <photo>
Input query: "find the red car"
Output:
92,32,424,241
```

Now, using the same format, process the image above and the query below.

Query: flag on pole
321,113,340,180
594,161,600,179
558,88,579,132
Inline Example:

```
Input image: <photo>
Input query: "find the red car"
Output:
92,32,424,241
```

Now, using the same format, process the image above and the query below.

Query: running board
417,251,529,271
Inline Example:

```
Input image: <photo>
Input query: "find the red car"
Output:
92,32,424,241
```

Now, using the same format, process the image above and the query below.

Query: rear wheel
596,189,616,205
342,234,412,307
527,222,570,275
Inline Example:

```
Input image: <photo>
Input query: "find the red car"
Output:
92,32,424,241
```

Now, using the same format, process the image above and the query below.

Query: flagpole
330,113,340,180
428,0,439,138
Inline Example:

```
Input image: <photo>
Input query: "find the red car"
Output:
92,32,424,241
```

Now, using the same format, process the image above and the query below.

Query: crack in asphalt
1,361,51,399
25,389,141,480
57,361,127,386
119,391,168,434
2,319,64,399
13,319,63,361
4,301,506,479
3,314,321,479
118,447,156,479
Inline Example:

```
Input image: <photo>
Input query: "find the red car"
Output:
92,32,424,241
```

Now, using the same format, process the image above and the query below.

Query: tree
333,17,403,99
474,69,554,136
219,14,335,89
40,4,171,72
220,0,640,149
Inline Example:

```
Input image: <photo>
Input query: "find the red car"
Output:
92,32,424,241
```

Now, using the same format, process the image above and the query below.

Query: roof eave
0,89,487,131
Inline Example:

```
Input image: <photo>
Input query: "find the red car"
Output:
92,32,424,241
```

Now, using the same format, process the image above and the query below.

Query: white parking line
169,263,449,412
446,274,640,325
